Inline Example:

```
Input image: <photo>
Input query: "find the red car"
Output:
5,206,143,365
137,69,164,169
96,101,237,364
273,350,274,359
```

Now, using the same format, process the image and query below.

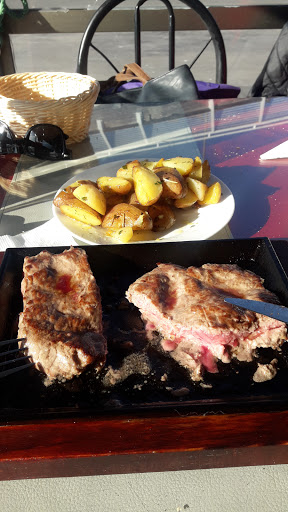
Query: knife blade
224,297,288,323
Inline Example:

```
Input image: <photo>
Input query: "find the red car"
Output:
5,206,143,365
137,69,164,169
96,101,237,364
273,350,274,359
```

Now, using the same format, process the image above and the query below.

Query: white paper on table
260,140,288,160
0,218,77,251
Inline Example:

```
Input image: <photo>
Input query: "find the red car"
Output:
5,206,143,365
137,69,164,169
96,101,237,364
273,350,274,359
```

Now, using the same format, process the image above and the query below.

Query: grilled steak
126,263,287,380
18,247,107,381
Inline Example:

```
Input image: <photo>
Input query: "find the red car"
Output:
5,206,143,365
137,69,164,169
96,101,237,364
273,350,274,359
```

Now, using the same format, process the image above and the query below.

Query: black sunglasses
0,121,72,160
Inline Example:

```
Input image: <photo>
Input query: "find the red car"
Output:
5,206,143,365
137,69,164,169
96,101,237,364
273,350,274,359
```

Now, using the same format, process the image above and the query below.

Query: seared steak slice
18,247,107,381
126,263,287,380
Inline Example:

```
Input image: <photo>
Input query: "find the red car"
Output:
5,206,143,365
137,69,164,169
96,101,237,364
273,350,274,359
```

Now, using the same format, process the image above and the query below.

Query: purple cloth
196,80,240,99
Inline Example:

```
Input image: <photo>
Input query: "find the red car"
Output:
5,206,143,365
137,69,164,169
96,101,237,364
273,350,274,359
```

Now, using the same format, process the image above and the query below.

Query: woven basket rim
0,87,99,105
0,71,97,80
0,71,99,102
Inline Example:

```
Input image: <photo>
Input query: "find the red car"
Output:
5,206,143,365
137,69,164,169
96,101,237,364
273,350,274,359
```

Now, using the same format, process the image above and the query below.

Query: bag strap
115,63,151,85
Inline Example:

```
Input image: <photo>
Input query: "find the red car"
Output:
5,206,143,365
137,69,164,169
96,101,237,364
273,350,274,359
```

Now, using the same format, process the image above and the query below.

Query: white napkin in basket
0,217,77,251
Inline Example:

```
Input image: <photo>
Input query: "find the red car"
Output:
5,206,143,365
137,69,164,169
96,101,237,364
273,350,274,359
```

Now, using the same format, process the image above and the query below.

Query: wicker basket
0,72,100,144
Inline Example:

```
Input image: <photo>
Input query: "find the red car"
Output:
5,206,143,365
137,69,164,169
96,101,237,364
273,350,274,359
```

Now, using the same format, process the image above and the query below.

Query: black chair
77,0,227,85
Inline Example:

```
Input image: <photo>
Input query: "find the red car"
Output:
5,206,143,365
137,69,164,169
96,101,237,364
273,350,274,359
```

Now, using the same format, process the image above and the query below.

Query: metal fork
0,338,34,378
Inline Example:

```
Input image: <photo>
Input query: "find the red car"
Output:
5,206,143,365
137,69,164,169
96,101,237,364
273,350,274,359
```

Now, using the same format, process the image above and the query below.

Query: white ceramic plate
52,160,235,245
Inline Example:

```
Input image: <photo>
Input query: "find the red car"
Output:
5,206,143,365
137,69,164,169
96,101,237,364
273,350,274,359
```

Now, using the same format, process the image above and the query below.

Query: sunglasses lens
25,125,70,159
0,121,17,155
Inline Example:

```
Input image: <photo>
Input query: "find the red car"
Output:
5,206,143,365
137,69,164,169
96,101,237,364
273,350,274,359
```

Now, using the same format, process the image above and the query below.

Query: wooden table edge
0,409,287,480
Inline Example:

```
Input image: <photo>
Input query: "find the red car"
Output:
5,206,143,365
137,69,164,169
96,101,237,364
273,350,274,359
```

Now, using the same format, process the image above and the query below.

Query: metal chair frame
77,0,227,84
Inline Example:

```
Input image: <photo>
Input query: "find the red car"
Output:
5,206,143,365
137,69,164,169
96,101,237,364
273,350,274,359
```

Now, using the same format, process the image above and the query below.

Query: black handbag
97,63,199,104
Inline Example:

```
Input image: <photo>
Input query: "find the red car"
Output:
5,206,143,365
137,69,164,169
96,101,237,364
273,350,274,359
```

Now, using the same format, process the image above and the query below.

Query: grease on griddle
102,352,151,388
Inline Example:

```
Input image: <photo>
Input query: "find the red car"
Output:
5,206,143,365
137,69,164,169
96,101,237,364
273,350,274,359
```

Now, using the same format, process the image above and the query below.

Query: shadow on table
212,165,278,238
0,214,25,236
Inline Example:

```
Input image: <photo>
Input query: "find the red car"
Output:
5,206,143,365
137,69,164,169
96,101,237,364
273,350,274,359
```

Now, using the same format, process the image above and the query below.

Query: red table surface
205,123,288,239
0,154,19,206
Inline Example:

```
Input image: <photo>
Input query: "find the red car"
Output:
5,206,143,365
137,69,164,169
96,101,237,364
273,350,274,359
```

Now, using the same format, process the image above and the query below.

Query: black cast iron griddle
1,237,288,422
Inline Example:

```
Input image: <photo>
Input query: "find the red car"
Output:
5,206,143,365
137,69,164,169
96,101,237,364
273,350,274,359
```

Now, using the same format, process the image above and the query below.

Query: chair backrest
77,0,227,85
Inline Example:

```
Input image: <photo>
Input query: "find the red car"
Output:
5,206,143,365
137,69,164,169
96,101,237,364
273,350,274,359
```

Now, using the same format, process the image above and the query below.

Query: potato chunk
162,157,194,176
199,159,211,184
148,203,176,231
97,176,132,195
140,160,156,171
54,189,102,226
105,193,128,210
133,165,163,206
116,166,134,184
154,167,187,199
53,190,74,208
102,203,153,230
198,182,222,205
60,201,102,226
125,160,142,172
73,183,106,215
188,156,202,179
186,177,208,201
127,192,146,209
174,188,198,208
105,227,134,243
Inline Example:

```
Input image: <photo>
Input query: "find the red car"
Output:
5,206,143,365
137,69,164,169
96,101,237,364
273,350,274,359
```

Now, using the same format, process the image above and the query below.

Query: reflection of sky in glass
214,101,261,130
87,98,288,166
262,97,288,122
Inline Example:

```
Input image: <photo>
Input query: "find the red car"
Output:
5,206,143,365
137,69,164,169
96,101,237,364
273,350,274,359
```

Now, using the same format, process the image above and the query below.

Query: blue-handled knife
224,297,288,323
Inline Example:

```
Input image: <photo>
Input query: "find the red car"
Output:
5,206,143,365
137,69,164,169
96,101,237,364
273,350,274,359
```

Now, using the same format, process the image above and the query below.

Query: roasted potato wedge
105,193,128,210
133,165,163,206
60,200,102,227
97,176,132,195
140,160,156,171
102,203,153,230
162,157,194,176
198,181,222,205
66,179,97,193
53,190,74,208
54,190,102,226
105,227,134,243
116,166,134,184
148,203,176,231
125,160,142,172
155,158,165,168
127,191,147,209
154,167,187,199
65,182,81,194
186,177,208,202
174,188,198,208
73,183,106,215
198,159,211,184
188,156,202,179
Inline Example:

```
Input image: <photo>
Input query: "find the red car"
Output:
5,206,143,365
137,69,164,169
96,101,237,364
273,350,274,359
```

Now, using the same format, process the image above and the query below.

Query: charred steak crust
126,263,287,380
18,247,107,381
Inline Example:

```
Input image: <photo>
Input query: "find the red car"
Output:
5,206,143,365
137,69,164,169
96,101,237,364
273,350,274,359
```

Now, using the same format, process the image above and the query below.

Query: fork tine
0,347,22,357
0,338,33,378
0,338,26,347
0,362,34,378
0,354,31,368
